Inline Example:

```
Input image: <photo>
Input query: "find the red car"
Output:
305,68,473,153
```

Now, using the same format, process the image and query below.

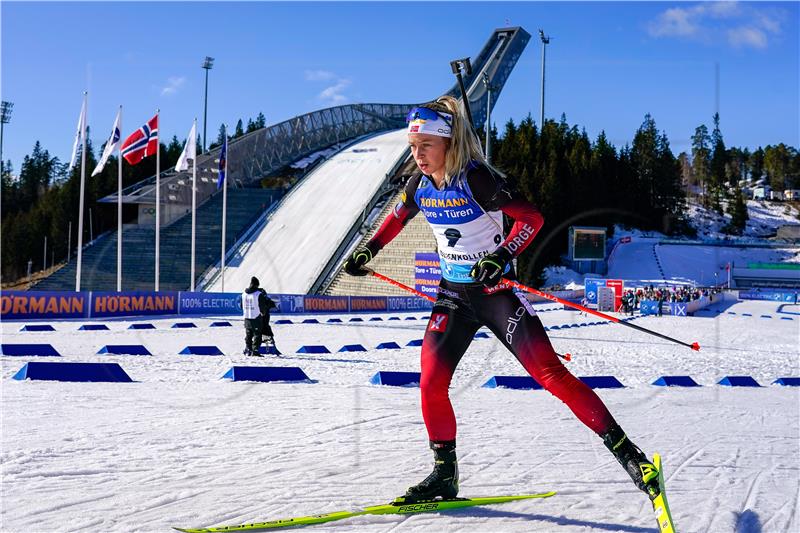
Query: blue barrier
20,324,55,332
406,339,424,347
482,376,543,390
297,345,330,354
12,362,133,382
760,315,772,319
727,312,736,315
221,366,310,383
257,345,282,356
781,317,794,321
98,345,152,356
550,325,560,330
388,317,401,321
718,376,761,387
302,318,320,324
376,342,401,350
742,313,752,317
474,332,490,339
275,319,293,324
1,344,61,357
652,376,700,387
349,317,363,322
405,317,417,320
210,321,233,327
580,376,625,389
128,323,156,330
327,318,343,323
339,344,367,352
773,377,800,386
172,322,197,329
179,346,223,356
370,371,421,387
369,317,383,321
79,324,110,331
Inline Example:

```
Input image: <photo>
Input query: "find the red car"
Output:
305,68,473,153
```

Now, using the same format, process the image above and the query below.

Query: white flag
175,120,197,172
92,108,121,177
68,97,87,171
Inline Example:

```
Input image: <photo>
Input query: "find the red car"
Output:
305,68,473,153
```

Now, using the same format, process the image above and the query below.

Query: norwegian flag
121,114,158,165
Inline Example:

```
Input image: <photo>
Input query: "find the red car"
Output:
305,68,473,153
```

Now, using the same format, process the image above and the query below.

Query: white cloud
647,2,784,49
728,26,768,49
648,6,702,37
161,76,186,96
318,79,351,104
304,70,336,82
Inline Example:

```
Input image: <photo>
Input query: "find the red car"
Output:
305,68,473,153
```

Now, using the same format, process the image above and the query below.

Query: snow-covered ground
2,298,798,532
688,199,800,240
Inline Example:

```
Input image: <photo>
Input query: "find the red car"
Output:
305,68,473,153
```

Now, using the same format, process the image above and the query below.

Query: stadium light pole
202,56,214,153
1,101,13,178
539,30,550,128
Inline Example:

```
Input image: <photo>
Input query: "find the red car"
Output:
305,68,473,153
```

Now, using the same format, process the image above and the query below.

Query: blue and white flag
92,108,122,176
217,130,227,189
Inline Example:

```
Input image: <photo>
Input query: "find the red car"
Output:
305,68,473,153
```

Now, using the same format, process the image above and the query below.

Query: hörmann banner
91,291,179,318
1,291,88,319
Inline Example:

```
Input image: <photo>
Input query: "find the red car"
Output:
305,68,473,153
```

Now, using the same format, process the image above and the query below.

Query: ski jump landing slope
207,129,409,294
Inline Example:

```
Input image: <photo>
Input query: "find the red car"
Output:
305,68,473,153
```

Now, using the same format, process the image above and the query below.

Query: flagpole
190,118,197,291
75,92,88,292
221,125,228,292
155,108,160,292
117,105,123,292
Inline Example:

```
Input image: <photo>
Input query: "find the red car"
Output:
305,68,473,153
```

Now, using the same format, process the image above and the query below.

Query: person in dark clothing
241,276,277,356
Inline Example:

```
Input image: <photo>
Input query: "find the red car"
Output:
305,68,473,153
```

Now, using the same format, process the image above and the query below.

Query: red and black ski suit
365,162,616,444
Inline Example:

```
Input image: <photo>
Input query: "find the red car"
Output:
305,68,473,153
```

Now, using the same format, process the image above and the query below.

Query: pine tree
234,119,244,138
725,183,749,234
691,124,711,207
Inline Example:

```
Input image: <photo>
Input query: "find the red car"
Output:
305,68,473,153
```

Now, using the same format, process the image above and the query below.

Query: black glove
343,246,375,276
470,247,512,287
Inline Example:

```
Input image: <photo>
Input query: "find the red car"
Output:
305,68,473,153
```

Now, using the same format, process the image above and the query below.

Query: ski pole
368,269,436,303
501,278,700,351
367,269,573,361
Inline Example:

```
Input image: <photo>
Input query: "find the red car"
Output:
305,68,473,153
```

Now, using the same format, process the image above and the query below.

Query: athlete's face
408,133,448,180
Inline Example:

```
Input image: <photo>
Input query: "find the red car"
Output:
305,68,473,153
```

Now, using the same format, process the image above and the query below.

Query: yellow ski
174,491,556,532
652,453,676,532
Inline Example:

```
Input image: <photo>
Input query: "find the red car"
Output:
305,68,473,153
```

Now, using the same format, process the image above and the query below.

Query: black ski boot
601,425,660,500
399,441,459,503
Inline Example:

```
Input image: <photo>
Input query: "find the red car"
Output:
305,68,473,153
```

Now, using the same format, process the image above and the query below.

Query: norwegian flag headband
406,107,453,138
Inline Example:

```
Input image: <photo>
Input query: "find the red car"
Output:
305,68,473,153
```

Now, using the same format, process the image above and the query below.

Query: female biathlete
343,96,659,504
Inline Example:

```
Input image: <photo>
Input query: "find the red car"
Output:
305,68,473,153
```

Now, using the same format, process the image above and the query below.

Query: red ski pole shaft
501,278,700,352
368,269,436,303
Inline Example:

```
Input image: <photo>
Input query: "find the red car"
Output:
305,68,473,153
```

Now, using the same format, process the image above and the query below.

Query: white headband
407,107,453,138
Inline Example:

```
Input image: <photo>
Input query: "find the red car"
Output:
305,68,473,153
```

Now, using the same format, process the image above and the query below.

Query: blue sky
2,1,798,174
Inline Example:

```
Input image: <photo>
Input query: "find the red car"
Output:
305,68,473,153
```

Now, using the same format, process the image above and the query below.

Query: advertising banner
415,253,441,297
739,290,797,303
303,295,349,313
387,296,434,311
91,291,179,318
1,290,88,319
179,292,242,315
350,296,387,312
